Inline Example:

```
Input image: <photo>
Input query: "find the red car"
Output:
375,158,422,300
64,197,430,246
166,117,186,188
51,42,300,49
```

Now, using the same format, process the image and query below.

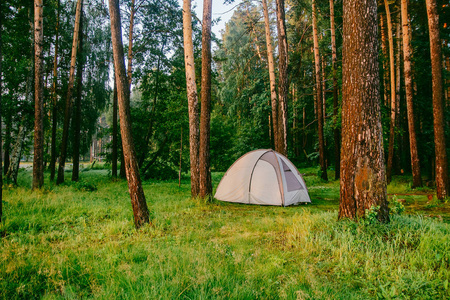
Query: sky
179,0,243,37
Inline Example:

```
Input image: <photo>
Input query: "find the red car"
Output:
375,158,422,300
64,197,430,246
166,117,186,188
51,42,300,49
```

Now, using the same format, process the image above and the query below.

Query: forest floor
0,166,449,299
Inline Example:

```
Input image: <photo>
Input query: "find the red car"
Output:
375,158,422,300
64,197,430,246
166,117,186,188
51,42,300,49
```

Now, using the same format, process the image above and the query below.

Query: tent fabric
214,149,311,206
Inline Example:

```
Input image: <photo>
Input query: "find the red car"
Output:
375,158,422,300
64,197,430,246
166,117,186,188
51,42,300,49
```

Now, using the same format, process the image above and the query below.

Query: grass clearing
1,168,449,299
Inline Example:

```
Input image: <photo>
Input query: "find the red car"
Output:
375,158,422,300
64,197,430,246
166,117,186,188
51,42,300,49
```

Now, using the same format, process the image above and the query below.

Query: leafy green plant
390,196,405,215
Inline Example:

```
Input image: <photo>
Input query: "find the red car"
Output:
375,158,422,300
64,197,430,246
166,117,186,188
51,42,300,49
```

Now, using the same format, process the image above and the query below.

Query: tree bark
49,0,60,181
312,0,327,181
6,118,27,184
72,10,84,182
199,0,213,199
109,0,150,228
275,0,288,156
0,2,3,222
32,0,44,189
330,0,340,180
56,0,83,185
262,0,279,152
182,0,200,197
112,78,118,178
3,121,10,176
339,0,389,222
380,14,390,107
384,0,397,184
426,0,449,200
127,0,135,87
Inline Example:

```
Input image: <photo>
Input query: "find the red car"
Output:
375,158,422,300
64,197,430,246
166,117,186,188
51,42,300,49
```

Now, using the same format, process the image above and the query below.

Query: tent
214,149,311,206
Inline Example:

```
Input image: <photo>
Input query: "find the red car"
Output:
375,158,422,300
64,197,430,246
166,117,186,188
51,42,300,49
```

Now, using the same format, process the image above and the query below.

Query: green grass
1,168,449,299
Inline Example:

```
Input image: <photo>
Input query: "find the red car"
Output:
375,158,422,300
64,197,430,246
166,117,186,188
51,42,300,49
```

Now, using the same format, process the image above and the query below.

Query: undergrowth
0,169,449,299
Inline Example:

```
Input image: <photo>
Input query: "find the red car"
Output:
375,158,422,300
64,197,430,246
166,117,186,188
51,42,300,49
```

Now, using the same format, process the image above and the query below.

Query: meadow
0,166,449,299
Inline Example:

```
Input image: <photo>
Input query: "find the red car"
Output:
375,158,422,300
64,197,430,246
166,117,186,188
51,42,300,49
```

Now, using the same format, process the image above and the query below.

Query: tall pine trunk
262,0,278,151
49,0,60,181
127,0,135,87
0,1,3,221
276,0,288,156
199,0,213,199
380,15,390,107
32,0,44,189
384,0,397,184
426,0,449,200
312,0,327,181
401,0,421,187
339,0,389,222
56,0,83,185
72,11,84,182
330,0,340,180
182,0,200,197
112,79,118,178
109,0,150,228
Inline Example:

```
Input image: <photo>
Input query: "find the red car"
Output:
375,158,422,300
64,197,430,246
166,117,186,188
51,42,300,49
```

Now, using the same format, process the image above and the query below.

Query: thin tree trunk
199,0,213,199
138,41,166,168
401,0,422,187
182,0,200,197
395,21,402,173
385,0,397,184
109,0,150,228
426,0,449,200
56,0,83,185
179,127,183,187
6,118,27,184
127,0,135,87
339,0,389,222
112,78,118,178
3,121,10,176
262,0,279,152
0,2,3,221
32,0,44,189
72,10,84,182
49,0,60,181
330,0,340,180
312,0,327,181
276,0,288,156
380,14,390,107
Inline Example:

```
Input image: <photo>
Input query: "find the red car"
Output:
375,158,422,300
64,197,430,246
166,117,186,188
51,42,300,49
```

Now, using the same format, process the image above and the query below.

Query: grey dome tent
214,149,311,206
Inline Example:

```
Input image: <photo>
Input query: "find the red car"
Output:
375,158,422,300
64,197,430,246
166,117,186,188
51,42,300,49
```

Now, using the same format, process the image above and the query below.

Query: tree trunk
401,0,422,187
6,118,27,184
3,121,10,176
262,0,279,152
276,0,288,156
127,0,135,87
112,78,118,178
32,0,44,190
0,2,3,222
72,10,84,182
179,128,183,187
312,0,327,181
182,0,200,197
394,21,402,173
49,0,60,181
339,0,389,222
330,0,340,180
385,0,397,184
426,0,449,200
139,41,166,168
380,14,390,107
109,0,150,228
199,0,213,199
56,0,83,185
